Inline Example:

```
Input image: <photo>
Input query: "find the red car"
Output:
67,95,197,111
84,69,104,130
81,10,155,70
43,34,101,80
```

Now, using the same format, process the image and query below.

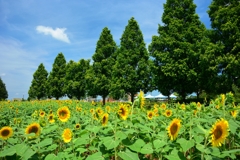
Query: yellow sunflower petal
0,126,13,140
210,118,229,147
167,118,181,141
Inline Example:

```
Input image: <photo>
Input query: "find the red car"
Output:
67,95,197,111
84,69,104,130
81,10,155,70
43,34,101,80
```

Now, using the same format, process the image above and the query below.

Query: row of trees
28,0,240,103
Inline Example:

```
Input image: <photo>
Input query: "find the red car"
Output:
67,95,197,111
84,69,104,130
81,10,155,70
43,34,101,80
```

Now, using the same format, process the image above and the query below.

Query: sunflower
153,103,159,109
231,110,238,118
16,108,18,114
90,108,95,114
160,103,166,110
153,108,159,116
57,106,71,122
165,109,172,117
101,113,109,126
193,110,198,116
48,114,55,123
0,126,13,140
96,107,104,116
181,104,186,110
105,106,111,113
25,122,41,139
147,111,154,120
220,94,225,105
62,128,72,143
167,118,181,141
197,102,201,108
76,106,82,112
118,104,129,120
75,123,81,130
39,110,45,118
210,118,229,147
92,113,98,120
91,101,96,106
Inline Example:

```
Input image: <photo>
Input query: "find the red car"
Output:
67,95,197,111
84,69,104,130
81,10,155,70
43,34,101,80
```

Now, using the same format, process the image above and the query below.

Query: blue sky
0,0,212,100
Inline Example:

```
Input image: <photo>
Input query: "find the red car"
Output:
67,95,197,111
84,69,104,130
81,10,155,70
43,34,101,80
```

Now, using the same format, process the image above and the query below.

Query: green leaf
7,138,18,145
222,149,240,154
15,144,36,160
102,137,120,150
0,146,16,157
15,144,29,156
118,149,140,160
164,148,186,160
46,144,58,152
196,125,208,135
36,138,53,148
153,139,167,151
228,119,239,134
74,137,88,147
86,152,104,160
140,143,153,154
208,147,220,157
194,135,204,143
21,148,36,160
45,154,61,160
116,131,128,140
128,139,145,152
43,125,58,134
76,148,87,154
196,144,205,153
177,138,195,152
87,126,101,134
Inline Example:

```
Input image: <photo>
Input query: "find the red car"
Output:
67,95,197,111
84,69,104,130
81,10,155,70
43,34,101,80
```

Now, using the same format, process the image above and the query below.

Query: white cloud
36,25,70,43
0,37,51,100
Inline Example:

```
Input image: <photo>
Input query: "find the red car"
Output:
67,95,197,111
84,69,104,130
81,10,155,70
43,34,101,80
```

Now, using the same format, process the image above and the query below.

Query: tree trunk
102,95,106,105
131,93,134,103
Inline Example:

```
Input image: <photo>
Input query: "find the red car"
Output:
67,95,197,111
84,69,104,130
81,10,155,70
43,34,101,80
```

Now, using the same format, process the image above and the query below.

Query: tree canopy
149,0,216,100
92,27,117,105
64,59,90,100
47,53,66,100
28,63,48,100
208,0,240,91
0,77,8,100
111,17,151,102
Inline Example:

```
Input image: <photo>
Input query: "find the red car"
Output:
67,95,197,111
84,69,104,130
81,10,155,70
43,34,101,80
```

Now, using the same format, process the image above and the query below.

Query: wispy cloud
0,37,51,99
36,26,70,43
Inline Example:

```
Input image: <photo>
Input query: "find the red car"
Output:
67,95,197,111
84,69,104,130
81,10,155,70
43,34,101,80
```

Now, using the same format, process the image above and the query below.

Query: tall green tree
149,0,214,100
92,27,117,105
111,17,151,102
64,59,90,100
47,53,66,100
28,63,48,100
0,77,8,100
208,0,240,90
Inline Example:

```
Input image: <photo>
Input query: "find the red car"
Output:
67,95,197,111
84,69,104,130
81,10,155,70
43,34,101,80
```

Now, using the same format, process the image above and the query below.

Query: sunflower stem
130,100,136,125
114,114,118,160
201,135,209,160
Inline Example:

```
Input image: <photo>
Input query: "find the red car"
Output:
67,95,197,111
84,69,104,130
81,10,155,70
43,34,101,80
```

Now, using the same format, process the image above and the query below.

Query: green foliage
64,59,90,100
47,53,66,99
208,0,240,90
28,63,48,100
91,27,117,105
149,0,219,100
0,77,8,100
111,17,151,102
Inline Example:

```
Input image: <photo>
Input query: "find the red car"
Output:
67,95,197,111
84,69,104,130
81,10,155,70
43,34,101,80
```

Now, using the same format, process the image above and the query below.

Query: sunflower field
0,92,240,160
